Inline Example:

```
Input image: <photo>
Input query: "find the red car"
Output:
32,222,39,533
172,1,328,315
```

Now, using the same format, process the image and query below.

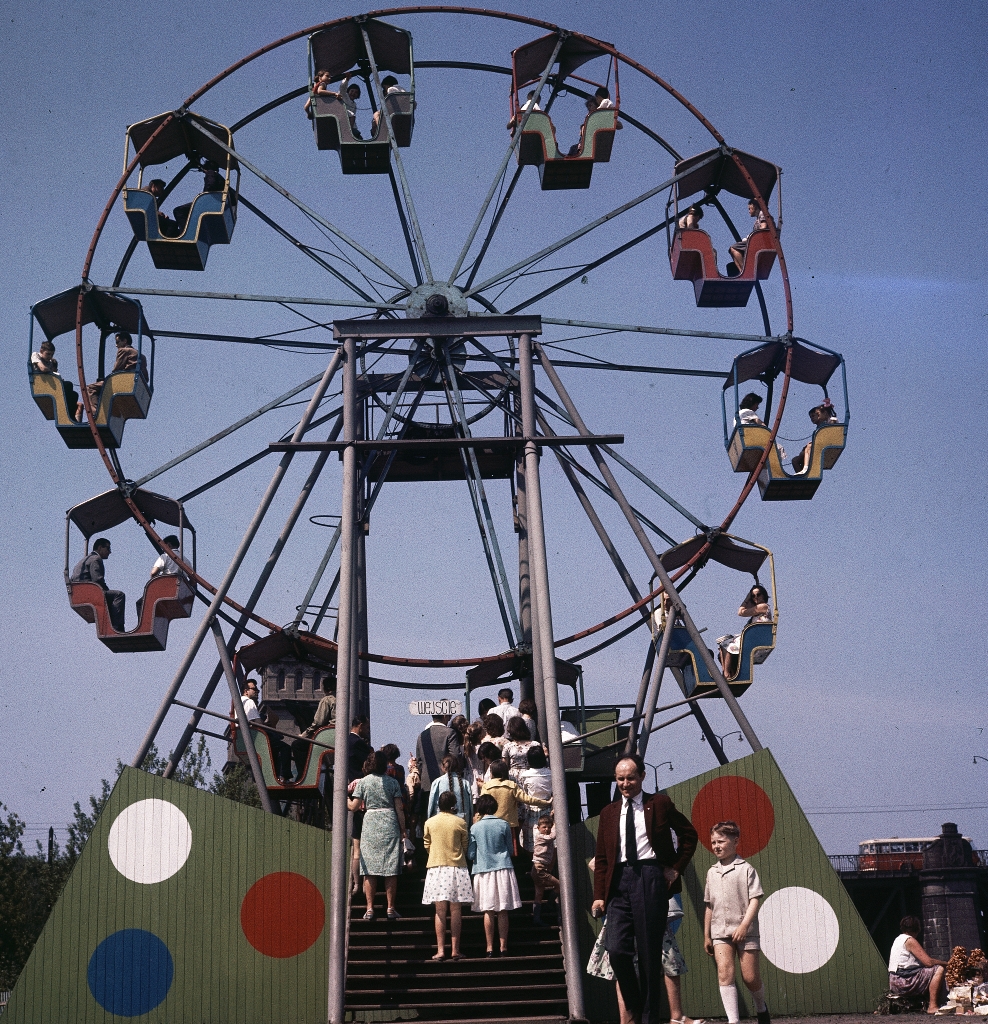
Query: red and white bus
858,836,972,871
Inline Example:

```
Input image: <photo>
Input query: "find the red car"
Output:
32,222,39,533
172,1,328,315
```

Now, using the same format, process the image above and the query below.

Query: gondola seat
31,368,150,449
311,92,413,174
123,187,236,271
233,724,335,793
727,421,846,500
667,621,775,698
517,109,617,190
68,573,194,652
671,226,778,307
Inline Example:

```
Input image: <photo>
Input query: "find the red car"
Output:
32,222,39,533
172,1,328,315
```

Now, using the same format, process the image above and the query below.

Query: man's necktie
625,799,639,865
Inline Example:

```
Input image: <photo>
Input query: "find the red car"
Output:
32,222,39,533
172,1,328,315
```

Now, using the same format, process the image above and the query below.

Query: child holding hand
703,820,770,1024
530,813,559,926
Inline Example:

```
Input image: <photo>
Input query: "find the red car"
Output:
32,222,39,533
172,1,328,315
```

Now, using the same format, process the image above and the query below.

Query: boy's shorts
662,930,687,977
712,935,760,951
531,862,558,888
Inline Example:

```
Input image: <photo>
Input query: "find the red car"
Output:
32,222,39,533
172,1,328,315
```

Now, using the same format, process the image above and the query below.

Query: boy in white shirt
703,820,770,1024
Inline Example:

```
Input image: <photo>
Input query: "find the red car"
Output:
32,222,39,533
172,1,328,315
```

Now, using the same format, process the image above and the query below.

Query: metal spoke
542,317,780,344
191,120,414,290
292,349,427,628
447,35,565,284
134,370,331,487
442,352,521,646
99,285,402,311
238,194,380,303
464,152,720,299
362,26,433,282
462,166,524,290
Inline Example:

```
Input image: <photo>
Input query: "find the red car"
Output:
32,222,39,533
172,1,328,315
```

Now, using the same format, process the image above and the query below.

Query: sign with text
408,699,463,717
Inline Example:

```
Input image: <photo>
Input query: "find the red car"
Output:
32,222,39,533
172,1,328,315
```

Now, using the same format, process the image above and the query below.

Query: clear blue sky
1,1,985,856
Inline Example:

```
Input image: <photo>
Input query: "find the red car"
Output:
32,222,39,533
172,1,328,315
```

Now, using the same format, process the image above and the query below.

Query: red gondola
668,148,782,307
65,488,195,652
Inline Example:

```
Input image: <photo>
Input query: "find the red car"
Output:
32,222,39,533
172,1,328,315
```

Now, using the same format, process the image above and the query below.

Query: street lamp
703,730,745,748
646,760,674,790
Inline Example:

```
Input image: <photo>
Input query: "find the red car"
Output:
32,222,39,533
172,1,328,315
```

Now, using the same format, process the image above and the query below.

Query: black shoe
726,262,741,277
757,1011,771,1024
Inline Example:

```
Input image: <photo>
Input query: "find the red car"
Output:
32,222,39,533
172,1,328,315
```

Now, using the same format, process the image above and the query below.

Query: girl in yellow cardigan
481,759,552,856
422,790,472,960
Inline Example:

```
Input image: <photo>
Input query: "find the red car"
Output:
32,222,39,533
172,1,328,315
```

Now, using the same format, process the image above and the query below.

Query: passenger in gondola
737,392,765,427
173,160,225,233
678,205,705,230
727,199,773,277
304,69,333,118
292,673,336,780
370,75,409,135
84,331,147,411
135,534,183,620
593,85,615,110
70,538,126,632
716,585,772,677
507,90,542,131
30,340,81,420
145,180,180,237
791,400,839,474
342,78,363,138
239,678,294,784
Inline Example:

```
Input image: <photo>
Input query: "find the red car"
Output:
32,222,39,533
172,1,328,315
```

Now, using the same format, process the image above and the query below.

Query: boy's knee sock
719,985,740,1023
751,986,767,1012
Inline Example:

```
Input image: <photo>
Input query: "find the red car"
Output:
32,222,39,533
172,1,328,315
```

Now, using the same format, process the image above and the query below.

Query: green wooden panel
6,767,333,1023
572,749,888,1022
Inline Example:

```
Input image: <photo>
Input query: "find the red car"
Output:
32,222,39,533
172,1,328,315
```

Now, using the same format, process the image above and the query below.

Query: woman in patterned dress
422,790,473,960
348,750,406,921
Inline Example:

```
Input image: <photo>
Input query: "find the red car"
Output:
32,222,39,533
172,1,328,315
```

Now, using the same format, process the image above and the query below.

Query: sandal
431,952,446,961
387,909,401,920
362,910,374,921
450,953,464,961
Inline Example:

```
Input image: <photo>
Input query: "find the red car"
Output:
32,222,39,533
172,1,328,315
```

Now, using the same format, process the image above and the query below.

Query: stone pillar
920,822,981,959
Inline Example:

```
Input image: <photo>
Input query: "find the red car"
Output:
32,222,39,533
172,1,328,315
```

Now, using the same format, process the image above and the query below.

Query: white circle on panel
108,799,192,884
760,886,839,974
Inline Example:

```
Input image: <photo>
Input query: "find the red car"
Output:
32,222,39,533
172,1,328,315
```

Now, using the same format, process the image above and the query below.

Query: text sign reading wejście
408,700,463,716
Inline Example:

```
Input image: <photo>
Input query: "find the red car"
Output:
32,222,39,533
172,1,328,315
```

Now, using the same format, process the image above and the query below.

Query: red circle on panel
691,776,775,857
241,872,325,958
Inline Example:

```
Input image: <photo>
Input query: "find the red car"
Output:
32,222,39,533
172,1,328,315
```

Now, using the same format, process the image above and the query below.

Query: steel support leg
515,450,545,728
328,336,358,1024
134,348,343,771
535,344,763,754
211,620,274,814
518,332,585,1022
638,618,675,760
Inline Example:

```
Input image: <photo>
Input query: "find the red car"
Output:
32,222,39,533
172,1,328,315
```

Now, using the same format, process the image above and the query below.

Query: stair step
347,982,567,1002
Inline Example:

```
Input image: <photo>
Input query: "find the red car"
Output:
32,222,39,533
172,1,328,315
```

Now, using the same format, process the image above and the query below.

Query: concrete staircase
345,870,569,1022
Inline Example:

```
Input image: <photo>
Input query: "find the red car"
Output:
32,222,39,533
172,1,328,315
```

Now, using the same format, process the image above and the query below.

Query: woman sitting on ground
888,915,947,1013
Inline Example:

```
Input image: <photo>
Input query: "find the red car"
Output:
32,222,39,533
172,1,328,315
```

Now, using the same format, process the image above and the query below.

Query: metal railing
828,851,988,873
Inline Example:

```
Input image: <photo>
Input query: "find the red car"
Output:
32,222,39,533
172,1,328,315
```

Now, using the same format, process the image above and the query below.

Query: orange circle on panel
241,872,325,958
691,776,775,857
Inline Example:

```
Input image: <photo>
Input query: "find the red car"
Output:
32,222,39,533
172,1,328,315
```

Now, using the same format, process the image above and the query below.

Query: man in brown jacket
592,754,698,1024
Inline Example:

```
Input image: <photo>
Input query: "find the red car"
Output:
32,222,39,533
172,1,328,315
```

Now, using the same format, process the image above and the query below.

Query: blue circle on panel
87,929,174,1016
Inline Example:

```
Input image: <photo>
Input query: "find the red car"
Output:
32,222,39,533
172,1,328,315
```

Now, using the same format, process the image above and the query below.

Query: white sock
720,985,740,1023
751,986,767,1013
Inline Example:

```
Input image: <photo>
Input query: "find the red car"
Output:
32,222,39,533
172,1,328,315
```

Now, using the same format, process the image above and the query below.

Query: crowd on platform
238,680,775,1024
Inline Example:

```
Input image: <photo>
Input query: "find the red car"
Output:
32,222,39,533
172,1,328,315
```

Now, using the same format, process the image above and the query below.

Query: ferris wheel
26,10,847,1018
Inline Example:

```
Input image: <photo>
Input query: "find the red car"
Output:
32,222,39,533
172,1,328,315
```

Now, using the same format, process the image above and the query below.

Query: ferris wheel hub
405,282,467,319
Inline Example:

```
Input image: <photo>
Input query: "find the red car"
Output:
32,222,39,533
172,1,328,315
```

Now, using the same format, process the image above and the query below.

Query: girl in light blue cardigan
468,793,521,956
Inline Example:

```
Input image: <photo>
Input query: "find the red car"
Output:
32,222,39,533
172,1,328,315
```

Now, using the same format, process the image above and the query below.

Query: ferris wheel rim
69,5,797,665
